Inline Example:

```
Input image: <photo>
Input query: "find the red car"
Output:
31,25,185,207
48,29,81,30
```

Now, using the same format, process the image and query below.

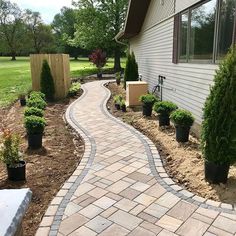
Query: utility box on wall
126,81,148,106
30,54,71,100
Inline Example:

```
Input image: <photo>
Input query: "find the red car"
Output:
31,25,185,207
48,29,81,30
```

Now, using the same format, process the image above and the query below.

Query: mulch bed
0,92,84,236
107,82,236,204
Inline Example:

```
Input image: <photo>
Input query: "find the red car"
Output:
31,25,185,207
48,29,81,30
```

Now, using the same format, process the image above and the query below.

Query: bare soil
107,82,236,204
0,92,84,236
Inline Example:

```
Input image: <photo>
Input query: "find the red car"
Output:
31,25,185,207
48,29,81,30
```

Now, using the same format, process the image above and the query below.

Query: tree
72,0,128,71
0,0,25,60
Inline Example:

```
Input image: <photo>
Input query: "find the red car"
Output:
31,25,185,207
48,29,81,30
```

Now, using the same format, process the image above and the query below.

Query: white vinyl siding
175,0,202,12
130,17,218,124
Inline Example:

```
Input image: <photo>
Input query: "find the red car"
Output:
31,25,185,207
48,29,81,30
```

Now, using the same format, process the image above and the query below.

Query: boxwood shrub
153,101,178,114
139,94,158,105
24,116,46,135
30,91,46,101
68,82,81,97
170,109,194,127
24,107,44,117
27,97,47,110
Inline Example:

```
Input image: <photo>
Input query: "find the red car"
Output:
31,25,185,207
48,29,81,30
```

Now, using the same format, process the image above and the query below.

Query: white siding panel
142,0,175,31
130,18,218,124
175,0,202,12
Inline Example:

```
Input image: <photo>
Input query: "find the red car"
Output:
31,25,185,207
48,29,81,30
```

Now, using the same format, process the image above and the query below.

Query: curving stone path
37,80,236,236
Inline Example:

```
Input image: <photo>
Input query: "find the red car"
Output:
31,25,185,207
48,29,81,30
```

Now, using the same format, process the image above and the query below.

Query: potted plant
89,49,108,79
115,72,121,85
153,101,178,126
170,109,194,143
24,107,44,117
24,116,46,149
26,97,47,110
139,94,158,116
113,95,122,110
201,47,236,184
0,129,26,181
18,93,26,106
120,99,126,112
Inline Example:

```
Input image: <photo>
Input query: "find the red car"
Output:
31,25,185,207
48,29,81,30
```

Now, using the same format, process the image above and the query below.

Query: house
117,0,236,134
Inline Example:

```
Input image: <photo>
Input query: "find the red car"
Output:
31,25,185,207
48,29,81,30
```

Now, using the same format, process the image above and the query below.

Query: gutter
114,31,129,46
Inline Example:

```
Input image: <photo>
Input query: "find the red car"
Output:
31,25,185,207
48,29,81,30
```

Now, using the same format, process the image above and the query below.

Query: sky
10,0,73,23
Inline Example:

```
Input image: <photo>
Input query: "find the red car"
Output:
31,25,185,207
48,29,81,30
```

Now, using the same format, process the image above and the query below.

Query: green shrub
27,97,47,110
139,94,158,105
120,99,126,106
24,107,44,117
40,60,55,101
30,91,46,101
113,94,123,104
68,82,81,97
170,109,194,127
18,93,26,100
153,101,178,114
201,46,236,164
24,116,46,135
124,52,139,89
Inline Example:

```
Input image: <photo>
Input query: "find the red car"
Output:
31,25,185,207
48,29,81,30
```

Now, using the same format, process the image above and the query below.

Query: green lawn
0,57,125,107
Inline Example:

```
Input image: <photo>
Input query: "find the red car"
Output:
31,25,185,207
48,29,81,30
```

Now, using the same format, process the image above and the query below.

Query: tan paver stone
59,213,88,235
203,232,217,236
51,196,63,205
220,212,236,221
94,181,108,189
45,205,58,216
134,193,156,206
99,224,130,236
86,215,112,233
80,196,97,207
192,213,214,224
140,221,162,234
130,204,146,216
131,182,150,192
120,188,141,200
118,150,134,157
106,192,123,201
69,226,97,236
144,203,169,218
212,215,236,234
144,184,166,198
39,216,54,227
138,212,158,224
100,206,118,218
176,218,209,236
208,226,233,236
74,183,96,196
114,198,138,212
156,215,183,232
105,162,125,171
93,196,116,209
121,165,137,174
157,229,178,236
128,226,156,236
73,194,90,204
65,202,82,216
79,204,103,219
155,192,180,208
88,187,108,199
167,201,197,221
130,161,146,169
128,172,153,183
105,170,128,182
35,227,50,236
94,169,113,178
196,208,219,219
106,180,132,194
109,210,143,230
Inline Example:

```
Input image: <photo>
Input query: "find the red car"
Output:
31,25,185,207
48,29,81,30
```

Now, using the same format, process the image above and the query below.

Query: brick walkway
37,80,236,236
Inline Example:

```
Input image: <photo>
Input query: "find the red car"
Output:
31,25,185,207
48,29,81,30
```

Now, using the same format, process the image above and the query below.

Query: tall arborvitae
201,46,236,164
40,60,55,101
124,52,139,89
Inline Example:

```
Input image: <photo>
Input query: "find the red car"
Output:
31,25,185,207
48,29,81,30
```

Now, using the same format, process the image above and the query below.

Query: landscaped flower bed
107,82,236,204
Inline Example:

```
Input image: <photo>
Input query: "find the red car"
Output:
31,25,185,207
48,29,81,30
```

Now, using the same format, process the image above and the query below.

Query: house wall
129,0,218,126
175,0,202,12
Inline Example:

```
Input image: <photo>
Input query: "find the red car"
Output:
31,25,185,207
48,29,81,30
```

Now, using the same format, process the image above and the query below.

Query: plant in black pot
0,129,26,181
18,93,26,106
24,115,46,149
170,109,194,143
113,95,122,110
201,46,236,184
115,72,121,85
139,94,158,117
153,101,178,126
120,99,126,112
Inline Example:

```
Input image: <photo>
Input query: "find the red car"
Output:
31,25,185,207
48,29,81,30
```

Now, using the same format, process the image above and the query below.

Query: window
177,0,236,63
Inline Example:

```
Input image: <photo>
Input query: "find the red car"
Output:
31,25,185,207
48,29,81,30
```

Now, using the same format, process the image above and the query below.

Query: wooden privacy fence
30,54,71,100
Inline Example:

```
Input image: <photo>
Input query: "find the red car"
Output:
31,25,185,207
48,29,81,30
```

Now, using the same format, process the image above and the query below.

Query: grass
0,57,125,107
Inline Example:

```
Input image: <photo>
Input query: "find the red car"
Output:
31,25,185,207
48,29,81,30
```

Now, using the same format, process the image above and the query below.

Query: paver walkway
37,81,236,236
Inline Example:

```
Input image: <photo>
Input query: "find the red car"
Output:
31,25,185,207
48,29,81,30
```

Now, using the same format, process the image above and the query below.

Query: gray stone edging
101,81,236,214
47,86,97,236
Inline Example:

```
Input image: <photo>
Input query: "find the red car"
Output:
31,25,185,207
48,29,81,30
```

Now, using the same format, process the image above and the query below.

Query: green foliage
68,82,81,97
40,60,55,101
113,94,123,104
115,72,121,81
18,93,26,99
139,94,158,105
124,52,139,89
153,101,178,114
201,47,236,164
0,129,21,167
24,107,44,117
26,97,47,110
24,115,46,135
170,109,194,127
30,91,46,101
120,99,126,106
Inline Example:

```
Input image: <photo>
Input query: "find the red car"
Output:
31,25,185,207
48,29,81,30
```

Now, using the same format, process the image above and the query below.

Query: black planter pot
7,160,26,181
97,72,102,79
115,103,120,110
28,133,43,149
142,103,153,116
20,99,26,106
159,113,170,126
205,161,230,184
121,105,126,112
116,79,120,85
175,125,190,142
